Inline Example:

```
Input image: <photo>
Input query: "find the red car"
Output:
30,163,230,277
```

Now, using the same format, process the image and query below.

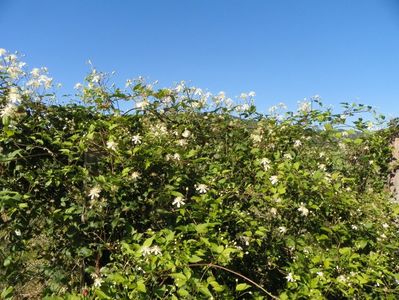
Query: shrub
1,49,399,299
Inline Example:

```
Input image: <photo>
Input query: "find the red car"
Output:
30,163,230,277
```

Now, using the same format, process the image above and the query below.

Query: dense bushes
1,49,399,299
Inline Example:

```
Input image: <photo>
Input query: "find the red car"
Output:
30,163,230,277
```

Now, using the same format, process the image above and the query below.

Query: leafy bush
1,49,399,299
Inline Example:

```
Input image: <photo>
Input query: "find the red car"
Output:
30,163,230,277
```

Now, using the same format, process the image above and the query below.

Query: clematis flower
298,202,309,216
132,134,142,144
269,176,278,185
131,171,141,180
278,226,287,234
286,272,295,282
196,184,208,194
172,196,185,208
88,186,101,200
260,158,271,171
106,140,117,151
182,129,191,138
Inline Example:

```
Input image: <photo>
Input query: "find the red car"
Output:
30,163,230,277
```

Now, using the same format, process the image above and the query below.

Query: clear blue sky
1,0,399,117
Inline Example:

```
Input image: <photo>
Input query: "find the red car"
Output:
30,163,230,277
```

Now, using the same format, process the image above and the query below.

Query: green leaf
186,149,197,158
170,191,184,197
3,256,11,267
1,286,13,299
18,203,28,209
210,243,224,254
355,240,368,249
136,279,146,293
171,273,187,287
339,247,351,255
188,255,203,263
108,273,126,284
143,237,154,247
198,285,212,297
236,283,251,291
177,288,190,297
95,289,111,299
195,223,209,234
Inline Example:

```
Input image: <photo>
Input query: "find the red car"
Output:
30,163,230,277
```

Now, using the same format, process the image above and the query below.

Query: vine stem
188,263,279,299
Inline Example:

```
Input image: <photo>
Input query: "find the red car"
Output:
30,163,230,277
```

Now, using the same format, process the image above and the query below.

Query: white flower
270,208,277,215
151,245,162,256
74,83,83,90
175,83,184,93
93,277,103,288
38,74,53,89
294,140,302,148
131,171,141,180
142,245,162,256
91,73,101,83
182,129,191,138
286,272,295,282
224,98,233,107
8,87,22,103
172,196,186,208
241,103,250,111
194,87,203,96
298,100,311,113
214,91,226,103
250,134,262,143
260,158,271,171
15,229,21,236
351,224,358,230
163,95,173,104
136,99,149,109
132,134,142,144
1,103,17,118
268,105,278,113
150,124,168,136
125,79,132,87
248,91,256,97
173,153,181,161
176,139,188,146
382,223,389,229
106,140,117,151
278,102,287,109
0,48,6,56
7,65,24,79
196,183,209,194
30,68,40,77
324,173,332,183
239,93,248,99
367,122,374,130
88,186,101,200
269,175,278,185
317,271,324,277
298,202,309,216
141,246,152,256
278,226,287,234
284,153,293,160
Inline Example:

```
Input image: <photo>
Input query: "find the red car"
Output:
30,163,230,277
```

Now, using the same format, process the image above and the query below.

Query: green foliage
1,51,399,299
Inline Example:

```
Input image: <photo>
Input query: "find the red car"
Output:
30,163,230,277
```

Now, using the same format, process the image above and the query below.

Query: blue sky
1,0,399,117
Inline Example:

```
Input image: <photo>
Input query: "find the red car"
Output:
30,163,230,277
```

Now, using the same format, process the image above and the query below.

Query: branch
188,262,279,299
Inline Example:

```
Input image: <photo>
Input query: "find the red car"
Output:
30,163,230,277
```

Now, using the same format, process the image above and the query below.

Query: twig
188,262,279,299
